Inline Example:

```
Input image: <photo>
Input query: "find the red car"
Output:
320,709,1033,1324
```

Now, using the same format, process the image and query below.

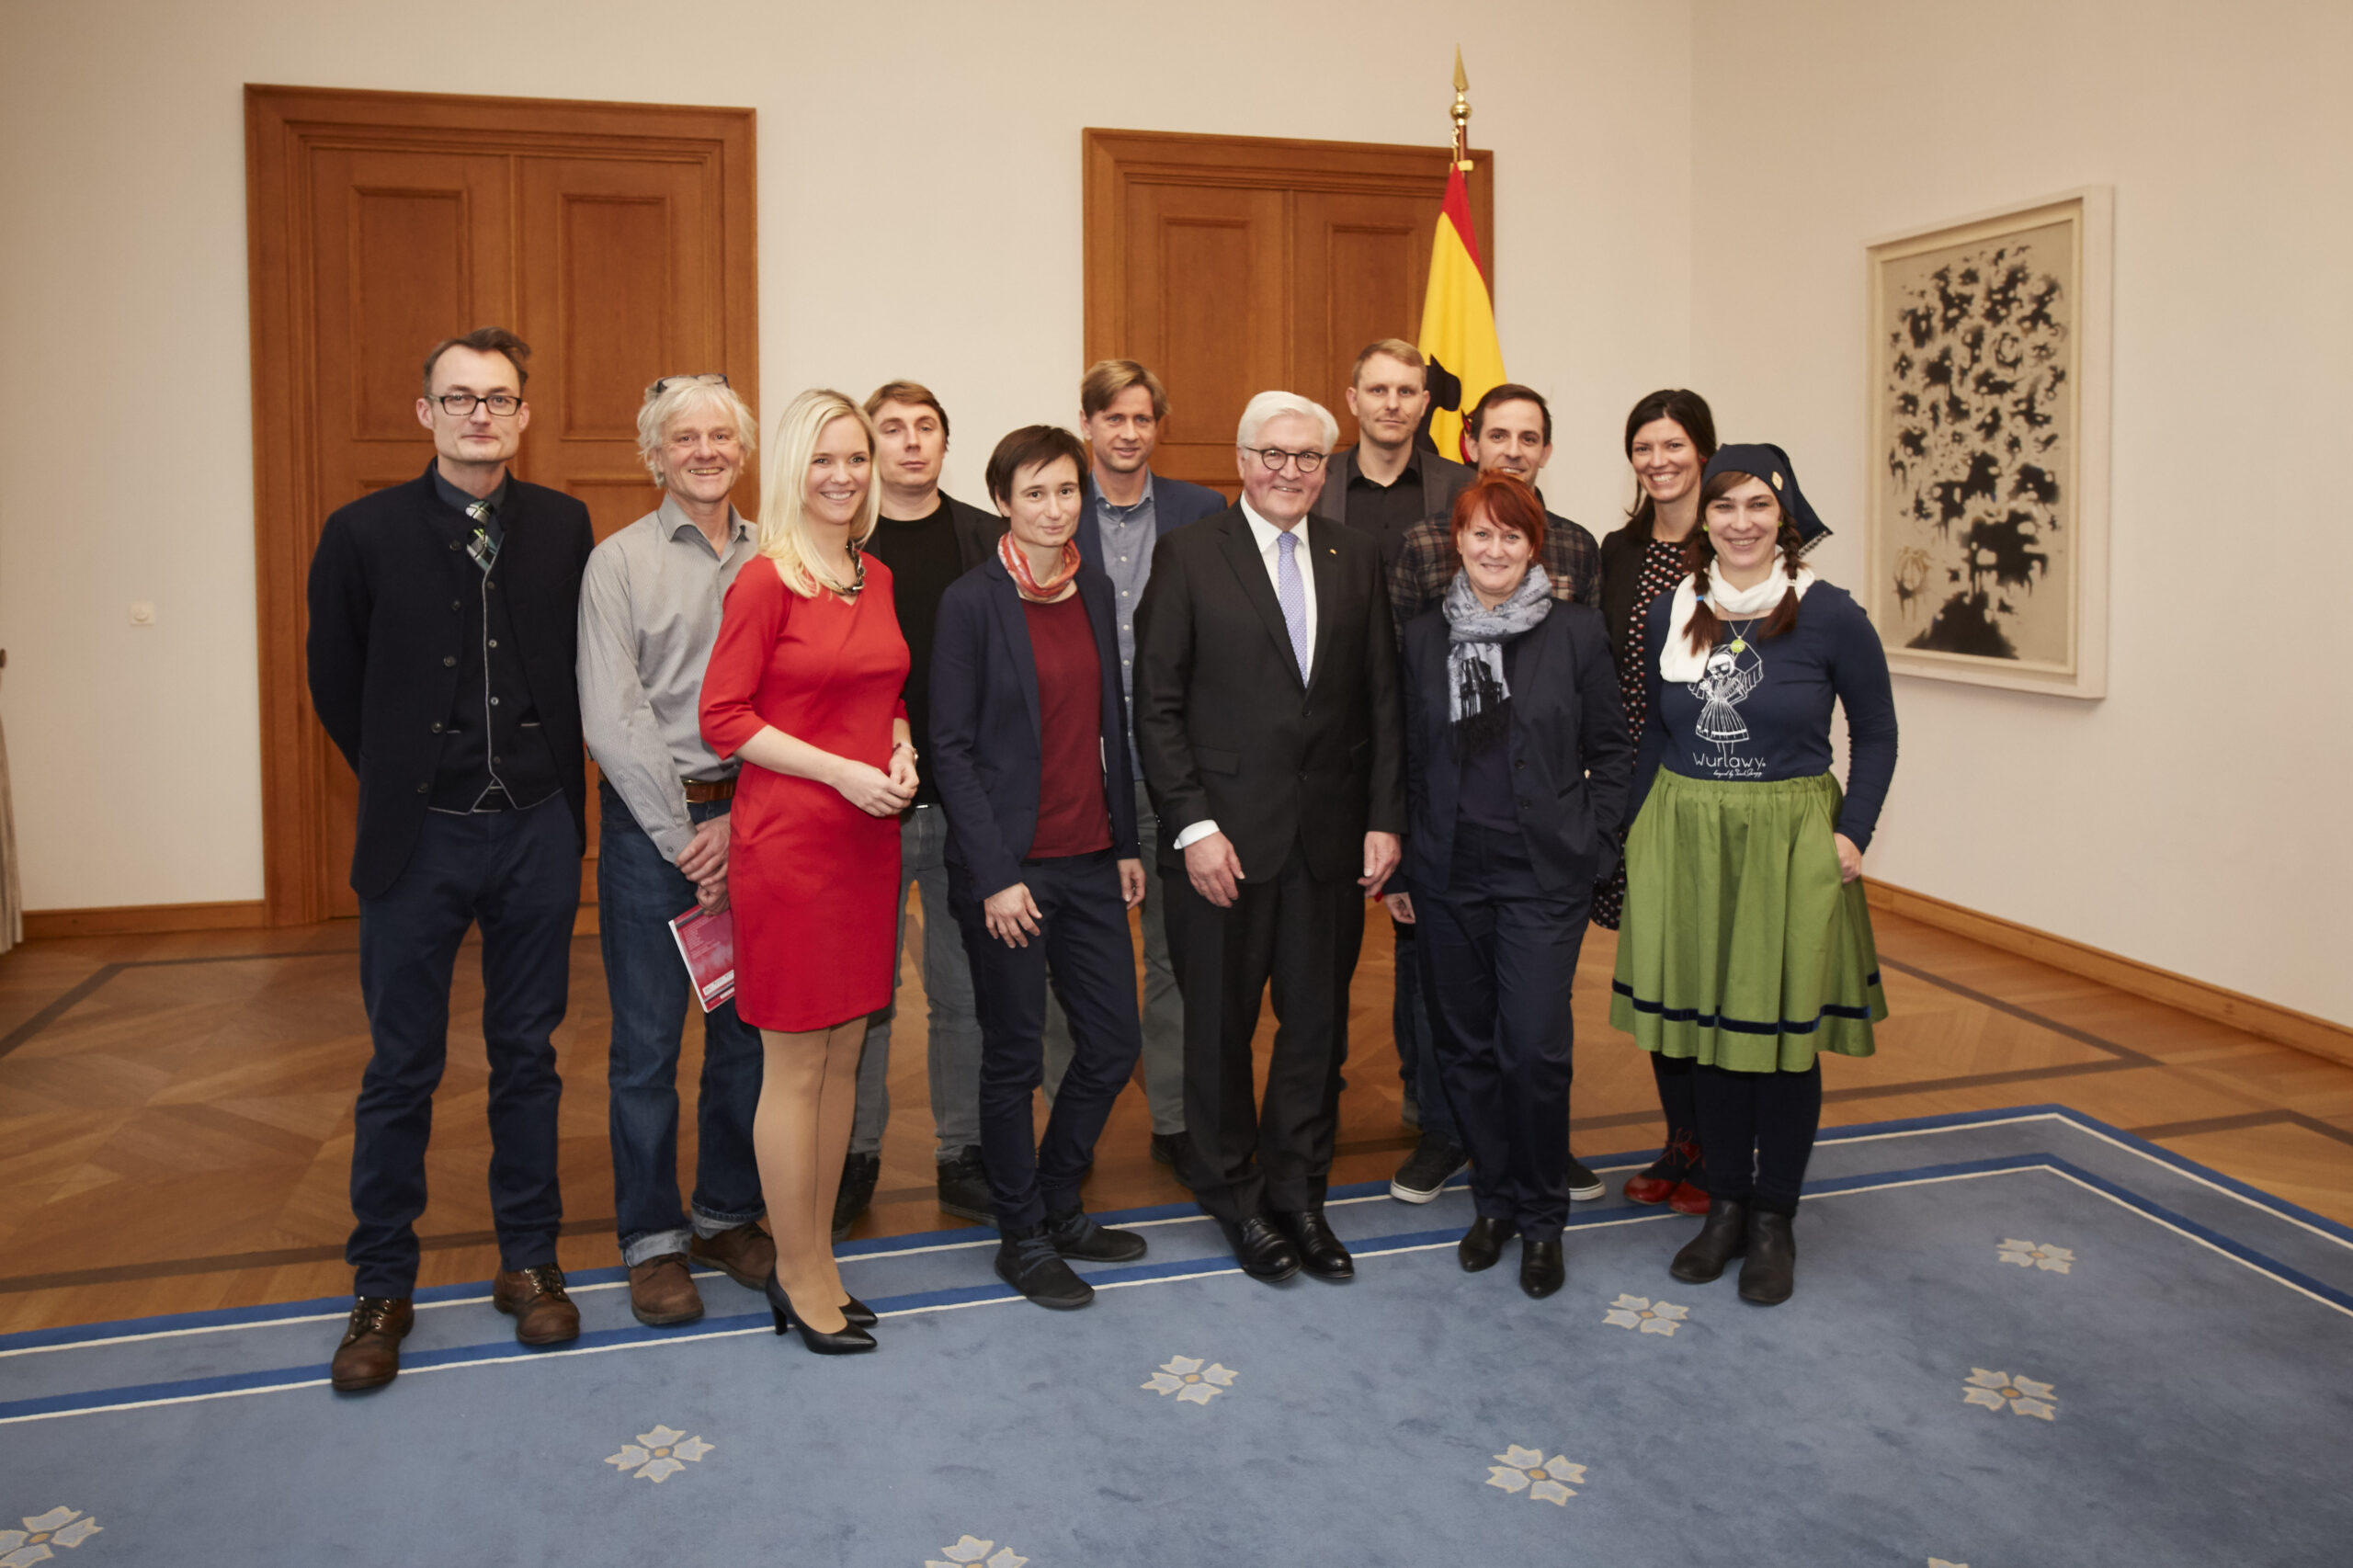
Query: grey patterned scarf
1444,565,1552,753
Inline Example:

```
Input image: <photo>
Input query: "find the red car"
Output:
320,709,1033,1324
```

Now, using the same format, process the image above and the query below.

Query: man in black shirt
847,381,1007,1232
306,327,594,1392
1311,339,1472,565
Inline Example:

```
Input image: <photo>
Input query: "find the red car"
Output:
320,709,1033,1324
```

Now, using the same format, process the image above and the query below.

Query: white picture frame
1863,187,2112,699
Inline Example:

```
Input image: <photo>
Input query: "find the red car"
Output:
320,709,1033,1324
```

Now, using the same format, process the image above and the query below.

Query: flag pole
1450,47,1473,172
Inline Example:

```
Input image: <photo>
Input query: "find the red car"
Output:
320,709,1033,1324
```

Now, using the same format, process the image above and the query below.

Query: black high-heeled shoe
764,1270,876,1354
838,1295,878,1328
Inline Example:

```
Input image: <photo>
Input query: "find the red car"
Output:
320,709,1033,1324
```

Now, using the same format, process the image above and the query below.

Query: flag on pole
1417,165,1505,465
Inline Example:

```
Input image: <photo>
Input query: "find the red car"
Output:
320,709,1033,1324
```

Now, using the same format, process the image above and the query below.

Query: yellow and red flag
1416,165,1506,465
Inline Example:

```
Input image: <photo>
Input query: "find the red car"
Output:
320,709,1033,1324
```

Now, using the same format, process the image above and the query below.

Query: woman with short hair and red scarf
928,425,1152,1311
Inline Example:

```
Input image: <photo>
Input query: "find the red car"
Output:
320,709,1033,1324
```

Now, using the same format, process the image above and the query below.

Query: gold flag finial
1449,48,1473,172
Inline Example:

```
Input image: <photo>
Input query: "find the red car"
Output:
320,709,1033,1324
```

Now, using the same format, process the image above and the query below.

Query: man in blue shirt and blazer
1039,360,1224,1178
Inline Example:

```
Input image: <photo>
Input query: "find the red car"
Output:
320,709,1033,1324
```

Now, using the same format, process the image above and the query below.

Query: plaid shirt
1386,507,1602,640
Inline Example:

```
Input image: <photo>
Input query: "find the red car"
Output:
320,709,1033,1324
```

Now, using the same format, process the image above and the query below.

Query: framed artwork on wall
1864,187,2113,698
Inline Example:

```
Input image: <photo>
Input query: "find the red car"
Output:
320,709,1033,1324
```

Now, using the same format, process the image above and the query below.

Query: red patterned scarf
999,532,1081,601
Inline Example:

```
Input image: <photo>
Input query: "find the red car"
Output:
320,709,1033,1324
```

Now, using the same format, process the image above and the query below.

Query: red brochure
667,904,737,1014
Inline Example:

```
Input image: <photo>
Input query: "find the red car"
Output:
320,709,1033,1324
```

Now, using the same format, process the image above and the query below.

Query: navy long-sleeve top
1630,583,1899,850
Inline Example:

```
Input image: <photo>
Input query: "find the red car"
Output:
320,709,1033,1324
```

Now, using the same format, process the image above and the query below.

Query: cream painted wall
1689,0,2353,1024
0,0,1692,912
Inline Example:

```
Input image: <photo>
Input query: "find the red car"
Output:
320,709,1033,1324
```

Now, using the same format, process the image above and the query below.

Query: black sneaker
832,1151,881,1241
1390,1134,1469,1203
1565,1153,1605,1202
936,1146,993,1223
995,1224,1094,1309
1150,1131,1194,1191
1046,1205,1147,1263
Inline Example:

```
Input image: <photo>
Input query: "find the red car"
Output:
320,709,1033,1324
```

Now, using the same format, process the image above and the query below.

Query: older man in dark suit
306,326,594,1392
1132,390,1405,1283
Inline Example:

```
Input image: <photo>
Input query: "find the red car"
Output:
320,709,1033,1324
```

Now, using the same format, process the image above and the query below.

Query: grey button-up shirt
1096,472,1156,776
578,496,758,862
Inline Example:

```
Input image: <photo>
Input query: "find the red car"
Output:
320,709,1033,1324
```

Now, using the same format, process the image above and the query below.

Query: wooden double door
1083,129,1494,495
247,85,757,922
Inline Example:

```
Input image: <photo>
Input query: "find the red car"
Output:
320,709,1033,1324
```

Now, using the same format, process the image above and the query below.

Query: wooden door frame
244,84,756,926
1080,126,1495,375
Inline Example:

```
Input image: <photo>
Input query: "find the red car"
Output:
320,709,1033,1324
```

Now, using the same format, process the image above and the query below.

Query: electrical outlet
130,602,156,626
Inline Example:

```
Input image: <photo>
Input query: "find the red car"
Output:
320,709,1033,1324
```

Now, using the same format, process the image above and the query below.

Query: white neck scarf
1658,551,1816,681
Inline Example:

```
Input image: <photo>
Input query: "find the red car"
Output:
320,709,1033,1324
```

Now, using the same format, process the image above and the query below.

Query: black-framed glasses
648,372,730,396
1242,446,1327,473
436,392,523,416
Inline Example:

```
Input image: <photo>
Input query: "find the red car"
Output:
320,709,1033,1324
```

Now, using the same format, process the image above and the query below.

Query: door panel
248,86,757,924
1084,130,1491,501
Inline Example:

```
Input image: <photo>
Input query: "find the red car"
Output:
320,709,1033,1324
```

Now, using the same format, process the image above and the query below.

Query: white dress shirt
1173,501,1320,852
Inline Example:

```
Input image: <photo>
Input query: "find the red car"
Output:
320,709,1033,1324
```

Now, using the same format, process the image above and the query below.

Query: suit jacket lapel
1217,510,1304,690
1303,521,1343,695
986,562,1043,745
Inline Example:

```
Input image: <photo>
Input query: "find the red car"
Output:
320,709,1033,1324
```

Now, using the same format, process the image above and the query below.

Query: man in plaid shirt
1386,382,1601,640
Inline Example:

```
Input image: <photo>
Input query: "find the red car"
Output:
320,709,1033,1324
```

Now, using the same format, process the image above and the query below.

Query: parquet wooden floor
1,900,2347,1335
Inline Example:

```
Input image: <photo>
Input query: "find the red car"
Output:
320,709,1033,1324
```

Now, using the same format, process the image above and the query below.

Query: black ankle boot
1669,1198,1748,1284
1737,1210,1796,1305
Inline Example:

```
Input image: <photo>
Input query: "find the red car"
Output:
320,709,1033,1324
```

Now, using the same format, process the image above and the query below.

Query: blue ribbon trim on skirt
1610,974,1882,1035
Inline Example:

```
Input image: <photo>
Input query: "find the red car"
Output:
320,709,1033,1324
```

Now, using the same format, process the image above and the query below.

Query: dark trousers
1391,923,1460,1144
1416,822,1589,1241
596,781,765,1267
349,796,579,1297
952,849,1143,1233
1162,843,1357,1221
1693,1062,1823,1214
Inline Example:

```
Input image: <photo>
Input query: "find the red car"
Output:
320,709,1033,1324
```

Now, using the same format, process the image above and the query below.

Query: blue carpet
3,1107,2348,1566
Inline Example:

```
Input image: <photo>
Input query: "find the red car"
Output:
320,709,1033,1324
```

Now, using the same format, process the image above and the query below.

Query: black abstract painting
1878,220,2075,666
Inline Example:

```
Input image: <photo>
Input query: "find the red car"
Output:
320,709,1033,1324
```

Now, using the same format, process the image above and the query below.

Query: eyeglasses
647,372,730,396
435,392,523,416
1241,446,1327,473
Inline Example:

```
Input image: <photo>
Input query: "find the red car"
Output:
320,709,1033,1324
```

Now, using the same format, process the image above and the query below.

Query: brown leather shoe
627,1254,704,1326
330,1296,414,1392
688,1221,776,1290
492,1264,581,1345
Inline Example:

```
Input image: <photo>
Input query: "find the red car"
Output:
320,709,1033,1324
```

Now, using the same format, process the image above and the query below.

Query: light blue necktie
1276,529,1309,682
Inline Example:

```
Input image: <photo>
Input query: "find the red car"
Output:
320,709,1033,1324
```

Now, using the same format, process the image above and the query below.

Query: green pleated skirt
1609,770,1886,1073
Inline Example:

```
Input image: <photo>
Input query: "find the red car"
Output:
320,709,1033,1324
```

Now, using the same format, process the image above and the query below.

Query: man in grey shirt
577,373,774,1327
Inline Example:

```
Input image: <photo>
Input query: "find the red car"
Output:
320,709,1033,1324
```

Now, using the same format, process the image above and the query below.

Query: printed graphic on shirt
1688,640,1768,778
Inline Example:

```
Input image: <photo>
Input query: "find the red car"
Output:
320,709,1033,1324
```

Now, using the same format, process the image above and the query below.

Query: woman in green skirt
1610,443,1897,1305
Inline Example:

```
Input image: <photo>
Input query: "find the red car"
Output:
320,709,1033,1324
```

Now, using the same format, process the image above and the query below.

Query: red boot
1624,1131,1701,1206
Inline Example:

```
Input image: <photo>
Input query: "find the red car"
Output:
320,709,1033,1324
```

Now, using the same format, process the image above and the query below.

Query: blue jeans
349,795,577,1298
1393,922,1461,1145
597,782,766,1267
852,804,983,1159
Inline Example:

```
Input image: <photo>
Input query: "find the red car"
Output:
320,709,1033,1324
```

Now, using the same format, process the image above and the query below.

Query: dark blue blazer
306,462,594,896
929,555,1140,900
1398,601,1635,898
1073,470,1227,572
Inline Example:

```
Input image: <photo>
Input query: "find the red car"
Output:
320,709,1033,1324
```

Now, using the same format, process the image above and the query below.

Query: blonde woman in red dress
700,389,915,1353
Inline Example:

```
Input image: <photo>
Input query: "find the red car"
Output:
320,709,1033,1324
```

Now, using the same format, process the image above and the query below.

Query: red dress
699,557,908,1031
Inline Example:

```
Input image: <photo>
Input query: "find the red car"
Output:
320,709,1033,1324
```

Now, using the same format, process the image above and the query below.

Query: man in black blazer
1132,390,1406,1283
838,381,1011,1236
1312,340,1475,1203
1039,361,1224,1178
1311,338,1473,564
306,327,595,1392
